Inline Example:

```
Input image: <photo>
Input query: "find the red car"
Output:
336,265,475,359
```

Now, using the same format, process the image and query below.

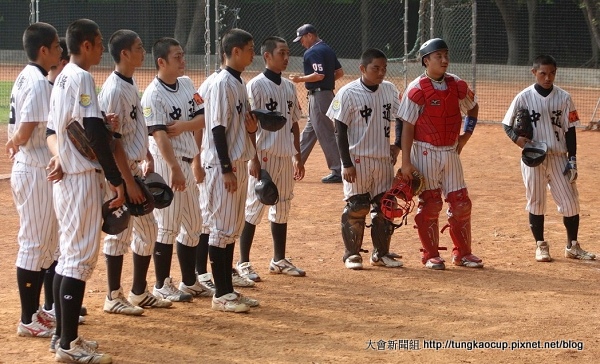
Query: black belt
307,88,332,95
95,169,102,173
182,156,193,164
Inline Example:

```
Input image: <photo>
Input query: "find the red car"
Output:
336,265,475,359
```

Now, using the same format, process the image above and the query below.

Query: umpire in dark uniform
290,24,344,183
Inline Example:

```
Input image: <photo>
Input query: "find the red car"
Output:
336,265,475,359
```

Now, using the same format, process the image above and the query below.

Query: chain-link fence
1,0,600,126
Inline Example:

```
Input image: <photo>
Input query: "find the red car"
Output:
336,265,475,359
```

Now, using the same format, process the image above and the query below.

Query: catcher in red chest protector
398,38,483,270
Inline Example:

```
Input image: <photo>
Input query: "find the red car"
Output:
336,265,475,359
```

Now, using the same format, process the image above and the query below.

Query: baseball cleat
535,241,552,262
370,254,404,268
424,257,446,270
452,254,484,268
236,261,262,282
103,288,144,315
50,335,98,354
344,255,363,270
197,273,216,295
55,336,111,363
178,280,212,297
17,312,55,338
211,293,250,313
128,290,172,308
269,258,306,276
153,278,193,302
565,241,596,260
232,270,255,287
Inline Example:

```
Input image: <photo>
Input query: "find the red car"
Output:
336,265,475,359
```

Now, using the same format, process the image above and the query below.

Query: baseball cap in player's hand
293,24,317,42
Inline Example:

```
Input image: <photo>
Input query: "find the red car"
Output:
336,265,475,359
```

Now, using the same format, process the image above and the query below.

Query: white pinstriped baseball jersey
198,70,220,99
398,73,477,128
247,73,301,157
9,64,53,168
99,72,147,161
502,84,579,154
202,69,254,165
141,76,199,159
327,79,400,158
49,63,103,173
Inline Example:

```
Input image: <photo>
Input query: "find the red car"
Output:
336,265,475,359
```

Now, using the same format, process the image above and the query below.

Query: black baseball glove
251,109,287,132
513,108,534,140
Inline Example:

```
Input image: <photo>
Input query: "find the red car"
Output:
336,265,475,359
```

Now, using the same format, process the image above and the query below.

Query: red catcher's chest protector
408,75,467,146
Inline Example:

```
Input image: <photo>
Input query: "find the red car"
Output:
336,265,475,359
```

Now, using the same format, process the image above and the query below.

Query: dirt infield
0,122,599,363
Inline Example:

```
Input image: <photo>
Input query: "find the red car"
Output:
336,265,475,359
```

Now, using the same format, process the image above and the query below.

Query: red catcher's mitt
380,170,425,227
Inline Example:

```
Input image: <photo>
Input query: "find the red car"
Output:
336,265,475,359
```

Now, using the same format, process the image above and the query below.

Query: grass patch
0,81,13,124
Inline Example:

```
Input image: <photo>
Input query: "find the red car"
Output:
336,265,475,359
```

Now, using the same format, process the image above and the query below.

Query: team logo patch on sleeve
332,99,341,111
193,93,203,105
568,110,579,123
143,107,153,118
79,94,91,107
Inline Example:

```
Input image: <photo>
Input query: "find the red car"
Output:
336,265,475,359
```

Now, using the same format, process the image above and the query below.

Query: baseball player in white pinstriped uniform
203,28,259,313
141,37,207,303
502,54,595,263
236,36,306,282
399,38,483,271
326,48,403,270
100,30,172,316
6,22,62,338
46,19,122,362
185,62,255,290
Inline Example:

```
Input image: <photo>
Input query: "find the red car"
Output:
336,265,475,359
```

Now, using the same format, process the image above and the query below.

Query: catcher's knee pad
370,212,394,259
446,188,472,258
415,189,443,263
341,193,370,261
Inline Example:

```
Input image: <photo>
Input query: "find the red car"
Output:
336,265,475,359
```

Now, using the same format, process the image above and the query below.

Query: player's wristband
463,116,477,133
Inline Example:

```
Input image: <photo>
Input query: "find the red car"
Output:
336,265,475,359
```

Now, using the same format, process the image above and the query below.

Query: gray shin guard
341,194,370,261
371,213,394,260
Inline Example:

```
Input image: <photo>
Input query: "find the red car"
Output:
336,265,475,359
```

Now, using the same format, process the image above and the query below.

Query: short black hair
109,29,140,63
152,37,180,69
261,36,286,56
22,22,58,61
222,28,253,58
533,55,557,69
66,19,100,55
58,37,69,61
360,48,387,67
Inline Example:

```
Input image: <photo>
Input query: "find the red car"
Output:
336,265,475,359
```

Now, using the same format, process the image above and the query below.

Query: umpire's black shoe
321,173,342,184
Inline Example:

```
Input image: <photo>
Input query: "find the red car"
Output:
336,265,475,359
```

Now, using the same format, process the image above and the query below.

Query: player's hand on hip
126,178,145,204
223,171,237,193
46,155,63,182
109,183,126,209
5,138,19,160
343,166,357,183
248,157,261,179
170,166,186,192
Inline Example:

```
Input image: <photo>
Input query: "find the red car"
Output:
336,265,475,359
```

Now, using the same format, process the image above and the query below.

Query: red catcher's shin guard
446,188,472,259
414,189,443,263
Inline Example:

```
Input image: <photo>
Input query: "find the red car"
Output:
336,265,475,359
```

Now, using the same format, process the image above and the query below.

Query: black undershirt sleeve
565,126,576,158
82,116,123,186
503,124,519,144
335,119,353,168
394,118,403,147
212,125,232,173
